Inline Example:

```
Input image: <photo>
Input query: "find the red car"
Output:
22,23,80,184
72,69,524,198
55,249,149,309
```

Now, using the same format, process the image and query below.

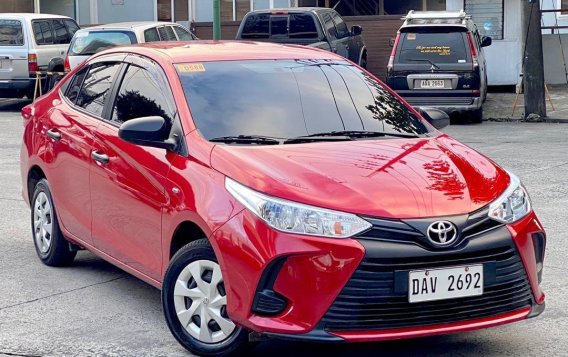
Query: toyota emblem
427,221,458,247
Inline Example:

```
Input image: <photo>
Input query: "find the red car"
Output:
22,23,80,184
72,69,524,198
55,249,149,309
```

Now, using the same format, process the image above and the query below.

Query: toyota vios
20,42,546,356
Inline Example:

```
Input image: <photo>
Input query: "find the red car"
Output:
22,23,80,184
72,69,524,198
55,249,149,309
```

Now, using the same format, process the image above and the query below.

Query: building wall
543,34,568,84
41,0,75,18
542,0,568,34
77,0,91,25
96,0,155,24
447,0,522,86
0,0,34,13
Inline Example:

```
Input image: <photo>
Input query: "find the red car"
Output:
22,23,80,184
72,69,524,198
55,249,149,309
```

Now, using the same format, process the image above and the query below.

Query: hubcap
33,192,53,254
173,260,237,344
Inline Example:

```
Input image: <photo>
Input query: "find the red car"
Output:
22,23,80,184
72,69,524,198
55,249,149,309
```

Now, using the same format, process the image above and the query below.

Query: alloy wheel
33,192,53,254
173,260,236,344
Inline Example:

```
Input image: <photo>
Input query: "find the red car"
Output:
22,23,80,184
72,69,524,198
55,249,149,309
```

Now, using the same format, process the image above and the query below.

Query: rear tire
471,108,483,123
162,239,249,356
31,179,76,266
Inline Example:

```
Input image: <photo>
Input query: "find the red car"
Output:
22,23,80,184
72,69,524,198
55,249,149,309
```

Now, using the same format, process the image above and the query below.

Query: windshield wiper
286,131,418,143
209,135,283,145
407,58,440,70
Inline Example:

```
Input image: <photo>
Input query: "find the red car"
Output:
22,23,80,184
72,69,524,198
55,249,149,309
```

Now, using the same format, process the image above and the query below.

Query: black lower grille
321,231,533,331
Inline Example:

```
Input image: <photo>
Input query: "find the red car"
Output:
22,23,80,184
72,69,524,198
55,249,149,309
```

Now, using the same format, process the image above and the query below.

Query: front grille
404,97,474,106
321,237,533,331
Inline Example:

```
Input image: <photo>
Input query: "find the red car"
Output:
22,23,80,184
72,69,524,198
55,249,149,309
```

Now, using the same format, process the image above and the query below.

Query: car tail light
64,55,71,72
272,10,288,14
473,89,481,96
21,104,34,122
387,33,401,75
467,33,479,69
28,53,39,73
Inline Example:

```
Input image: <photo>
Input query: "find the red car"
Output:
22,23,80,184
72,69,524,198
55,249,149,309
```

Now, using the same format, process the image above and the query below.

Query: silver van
0,13,79,98
66,22,196,70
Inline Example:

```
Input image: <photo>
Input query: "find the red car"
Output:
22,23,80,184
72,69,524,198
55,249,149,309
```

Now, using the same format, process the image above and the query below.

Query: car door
90,55,174,281
42,57,123,243
331,12,356,63
322,12,348,60
0,19,28,86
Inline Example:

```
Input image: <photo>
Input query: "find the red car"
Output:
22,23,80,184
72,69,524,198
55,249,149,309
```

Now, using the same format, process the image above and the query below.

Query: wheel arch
27,165,47,204
168,220,209,261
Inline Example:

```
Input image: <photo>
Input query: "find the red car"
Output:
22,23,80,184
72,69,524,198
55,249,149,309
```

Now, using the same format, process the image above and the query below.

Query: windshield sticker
177,63,206,73
416,46,451,56
76,31,89,37
458,59,466,63
407,33,416,40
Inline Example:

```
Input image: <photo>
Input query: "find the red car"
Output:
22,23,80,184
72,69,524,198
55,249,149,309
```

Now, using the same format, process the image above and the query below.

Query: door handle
91,151,109,164
46,129,61,141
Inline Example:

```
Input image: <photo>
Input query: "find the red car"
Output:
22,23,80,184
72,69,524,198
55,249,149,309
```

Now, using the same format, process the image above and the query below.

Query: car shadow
0,98,32,112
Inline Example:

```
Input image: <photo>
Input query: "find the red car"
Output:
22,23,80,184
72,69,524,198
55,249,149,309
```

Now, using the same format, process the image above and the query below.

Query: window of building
561,0,568,15
192,0,292,22
76,63,122,118
465,0,504,40
304,0,446,17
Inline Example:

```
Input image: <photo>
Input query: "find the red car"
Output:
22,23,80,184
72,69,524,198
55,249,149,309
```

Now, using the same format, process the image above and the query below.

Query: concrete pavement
0,99,567,356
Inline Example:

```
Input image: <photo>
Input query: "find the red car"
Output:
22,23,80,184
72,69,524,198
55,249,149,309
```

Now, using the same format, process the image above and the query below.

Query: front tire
31,179,76,266
162,239,249,356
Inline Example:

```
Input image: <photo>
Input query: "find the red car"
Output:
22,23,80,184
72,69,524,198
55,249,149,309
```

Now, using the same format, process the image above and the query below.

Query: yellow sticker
407,33,416,40
176,63,206,73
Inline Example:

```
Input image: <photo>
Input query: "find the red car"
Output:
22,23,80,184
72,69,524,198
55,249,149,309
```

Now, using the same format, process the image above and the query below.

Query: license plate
420,79,445,89
408,265,483,303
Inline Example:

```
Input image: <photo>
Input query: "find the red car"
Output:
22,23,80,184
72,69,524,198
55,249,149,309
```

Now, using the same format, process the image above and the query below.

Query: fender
47,57,65,72
357,45,367,66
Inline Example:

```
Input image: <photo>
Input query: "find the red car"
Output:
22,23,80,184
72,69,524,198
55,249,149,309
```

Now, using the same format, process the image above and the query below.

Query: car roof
401,10,470,29
95,41,340,63
79,21,179,31
246,7,332,14
0,13,73,20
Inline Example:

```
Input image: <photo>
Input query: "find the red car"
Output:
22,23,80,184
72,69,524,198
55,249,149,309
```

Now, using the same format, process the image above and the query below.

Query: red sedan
20,41,546,356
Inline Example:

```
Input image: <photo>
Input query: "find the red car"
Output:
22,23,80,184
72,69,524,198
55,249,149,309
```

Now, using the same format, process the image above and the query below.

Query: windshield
69,30,137,56
397,30,468,65
177,60,429,142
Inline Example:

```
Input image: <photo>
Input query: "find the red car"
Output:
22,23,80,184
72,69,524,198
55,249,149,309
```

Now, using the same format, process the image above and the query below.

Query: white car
0,13,79,98
66,21,196,70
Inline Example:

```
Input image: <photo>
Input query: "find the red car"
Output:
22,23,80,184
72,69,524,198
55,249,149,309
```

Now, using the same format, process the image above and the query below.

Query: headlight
488,172,532,224
225,178,372,238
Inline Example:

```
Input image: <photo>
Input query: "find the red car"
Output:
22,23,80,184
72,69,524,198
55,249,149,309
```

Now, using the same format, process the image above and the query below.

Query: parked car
21,41,545,356
0,13,79,98
66,21,196,70
236,7,367,68
385,10,492,123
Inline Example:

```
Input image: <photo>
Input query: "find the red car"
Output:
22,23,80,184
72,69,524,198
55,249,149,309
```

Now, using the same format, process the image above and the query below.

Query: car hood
210,134,510,219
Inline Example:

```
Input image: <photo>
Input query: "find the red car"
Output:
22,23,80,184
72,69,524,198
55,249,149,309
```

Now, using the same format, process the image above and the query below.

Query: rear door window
65,66,89,104
69,31,137,56
397,31,469,64
32,21,54,45
144,27,160,42
157,26,177,41
75,63,122,117
240,13,319,40
0,20,24,46
52,19,70,44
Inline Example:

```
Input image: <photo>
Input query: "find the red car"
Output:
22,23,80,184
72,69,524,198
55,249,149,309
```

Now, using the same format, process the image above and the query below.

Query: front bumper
210,209,545,342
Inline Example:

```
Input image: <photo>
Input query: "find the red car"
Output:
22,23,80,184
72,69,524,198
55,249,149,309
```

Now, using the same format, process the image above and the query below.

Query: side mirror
118,116,176,150
351,25,362,36
419,107,450,130
481,36,492,48
389,37,395,47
